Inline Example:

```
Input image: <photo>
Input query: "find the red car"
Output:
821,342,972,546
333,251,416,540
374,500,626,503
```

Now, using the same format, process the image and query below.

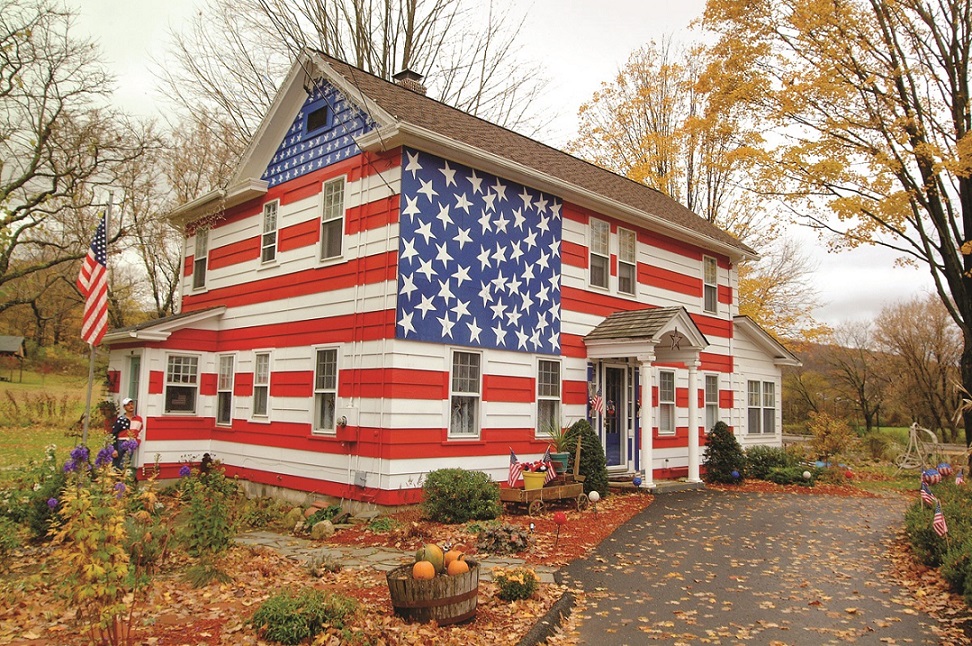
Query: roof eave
733,316,802,367
355,124,757,263
165,179,269,227
103,307,227,345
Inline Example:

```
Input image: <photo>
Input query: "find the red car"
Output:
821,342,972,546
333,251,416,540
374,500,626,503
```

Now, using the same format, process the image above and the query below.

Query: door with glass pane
603,366,625,468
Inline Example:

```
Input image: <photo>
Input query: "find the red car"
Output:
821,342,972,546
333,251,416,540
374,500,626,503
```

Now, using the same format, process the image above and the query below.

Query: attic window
306,106,330,134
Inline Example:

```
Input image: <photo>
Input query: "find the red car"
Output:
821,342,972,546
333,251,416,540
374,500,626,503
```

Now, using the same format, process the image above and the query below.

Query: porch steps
608,477,705,495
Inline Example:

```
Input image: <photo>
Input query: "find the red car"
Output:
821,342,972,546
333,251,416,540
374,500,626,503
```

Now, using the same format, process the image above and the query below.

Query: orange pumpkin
412,560,436,579
447,558,470,576
444,550,463,568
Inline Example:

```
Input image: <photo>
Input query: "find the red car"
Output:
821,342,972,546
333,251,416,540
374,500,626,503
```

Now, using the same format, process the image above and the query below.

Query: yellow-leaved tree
701,0,972,443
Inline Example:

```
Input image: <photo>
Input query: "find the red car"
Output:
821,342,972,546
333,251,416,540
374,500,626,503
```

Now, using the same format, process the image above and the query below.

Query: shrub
905,500,949,567
306,504,343,526
745,445,798,480
941,539,972,597
250,587,357,645
766,466,815,486
367,516,396,533
703,421,746,484
807,412,858,462
178,467,238,557
564,419,609,497
861,432,893,461
421,468,501,524
0,516,21,569
493,567,539,601
0,444,67,540
476,522,532,555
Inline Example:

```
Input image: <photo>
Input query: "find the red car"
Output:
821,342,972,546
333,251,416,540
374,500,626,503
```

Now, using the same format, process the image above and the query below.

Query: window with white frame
589,219,610,289
261,201,278,264
164,355,198,414
217,355,234,425
320,178,345,261
253,352,271,418
537,359,561,435
658,370,675,435
703,256,718,314
192,227,208,290
748,380,777,434
450,351,481,437
618,227,637,295
704,374,719,432
314,348,338,433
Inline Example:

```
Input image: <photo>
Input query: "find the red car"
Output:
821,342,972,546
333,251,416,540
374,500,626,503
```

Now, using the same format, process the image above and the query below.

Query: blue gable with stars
261,81,373,188
396,149,562,355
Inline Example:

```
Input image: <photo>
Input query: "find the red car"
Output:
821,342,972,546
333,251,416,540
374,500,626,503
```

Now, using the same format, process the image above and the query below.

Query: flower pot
550,452,570,474
386,560,479,625
522,471,546,490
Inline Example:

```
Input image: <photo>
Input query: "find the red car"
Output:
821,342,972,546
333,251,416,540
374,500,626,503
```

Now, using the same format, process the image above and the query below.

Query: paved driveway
563,489,943,645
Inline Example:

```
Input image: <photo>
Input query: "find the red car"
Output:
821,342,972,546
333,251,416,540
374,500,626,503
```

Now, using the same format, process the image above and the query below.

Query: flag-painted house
103,51,799,505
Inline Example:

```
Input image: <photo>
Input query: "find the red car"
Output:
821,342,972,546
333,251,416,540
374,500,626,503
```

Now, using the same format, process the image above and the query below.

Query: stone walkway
235,530,559,583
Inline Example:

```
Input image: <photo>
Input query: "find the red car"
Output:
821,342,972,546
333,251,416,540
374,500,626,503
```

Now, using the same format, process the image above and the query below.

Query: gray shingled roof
585,307,688,341
318,54,754,257
0,336,24,355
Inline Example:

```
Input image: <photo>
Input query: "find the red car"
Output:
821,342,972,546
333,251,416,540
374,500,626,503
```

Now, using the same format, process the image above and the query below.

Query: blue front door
604,366,625,467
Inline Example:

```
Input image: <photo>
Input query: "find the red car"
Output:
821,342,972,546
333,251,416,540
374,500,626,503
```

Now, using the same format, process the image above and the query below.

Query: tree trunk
963,344,972,446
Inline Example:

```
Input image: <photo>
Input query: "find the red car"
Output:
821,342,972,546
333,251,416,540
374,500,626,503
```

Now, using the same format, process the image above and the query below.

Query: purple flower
47,498,58,510
121,439,139,453
179,465,192,478
113,482,127,499
95,446,114,468
63,459,77,473
69,445,89,463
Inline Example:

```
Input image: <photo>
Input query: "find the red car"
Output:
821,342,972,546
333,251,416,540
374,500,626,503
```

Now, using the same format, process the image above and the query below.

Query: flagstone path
563,489,949,645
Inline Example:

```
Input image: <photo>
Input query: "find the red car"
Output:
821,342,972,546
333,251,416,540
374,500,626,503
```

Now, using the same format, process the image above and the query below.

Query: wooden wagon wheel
528,500,544,516
576,493,589,512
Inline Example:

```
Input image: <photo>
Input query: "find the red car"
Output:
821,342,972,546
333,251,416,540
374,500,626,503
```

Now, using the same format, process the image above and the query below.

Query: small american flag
508,449,522,488
957,469,965,486
542,446,557,484
77,214,108,347
933,502,948,537
591,389,604,416
920,482,936,505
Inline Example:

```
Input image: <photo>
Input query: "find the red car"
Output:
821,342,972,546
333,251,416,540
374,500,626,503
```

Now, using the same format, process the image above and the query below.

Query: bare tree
874,295,962,441
825,322,891,434
0,0,151,319
156,0,549,183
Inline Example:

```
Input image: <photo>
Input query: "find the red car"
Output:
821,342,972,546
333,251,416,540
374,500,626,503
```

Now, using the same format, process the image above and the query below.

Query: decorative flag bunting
933,502,948,537
542,446,557,484
508,449,522,488
77,214,108,347
395,148,562,354
920,482,936,506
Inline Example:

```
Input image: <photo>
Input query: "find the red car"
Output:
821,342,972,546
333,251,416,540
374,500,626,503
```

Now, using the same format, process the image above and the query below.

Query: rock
311,520,335,540
284,508,304,527
350,510,381,524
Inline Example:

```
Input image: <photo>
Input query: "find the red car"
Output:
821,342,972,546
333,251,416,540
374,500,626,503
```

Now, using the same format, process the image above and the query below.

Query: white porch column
638,354,655,488
687,360,702,483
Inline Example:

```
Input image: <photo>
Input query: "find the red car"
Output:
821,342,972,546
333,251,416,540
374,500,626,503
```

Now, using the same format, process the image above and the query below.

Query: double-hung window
192,227,208,290
618,227,637,295
537,359,561,436
320,178,345,261
253,352,271,418
703,256,718,314
450,351,481,437
261,201,278,264
216,355,234,425
589,219,610,289
314,348,338,433
748,380,777,434
704,374,719,432
658,370,675,435
165,355,198,414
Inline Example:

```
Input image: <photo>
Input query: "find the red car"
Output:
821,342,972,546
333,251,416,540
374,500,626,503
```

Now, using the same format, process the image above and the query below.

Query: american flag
77,214,108,347
508,449,522,488
542,446,557,484
591,389,605,416
957,469,965,486
920,482,936,505
395,149,562,354
933,502,948,537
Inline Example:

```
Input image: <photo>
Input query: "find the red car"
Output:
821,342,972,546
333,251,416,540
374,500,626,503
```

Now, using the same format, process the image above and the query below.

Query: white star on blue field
396,149,562,355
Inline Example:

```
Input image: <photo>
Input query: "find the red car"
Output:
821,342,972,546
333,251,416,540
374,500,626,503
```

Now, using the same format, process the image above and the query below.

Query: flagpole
81,194,112,446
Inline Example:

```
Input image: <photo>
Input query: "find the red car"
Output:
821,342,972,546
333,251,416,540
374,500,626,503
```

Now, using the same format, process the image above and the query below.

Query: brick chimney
392,69,427,95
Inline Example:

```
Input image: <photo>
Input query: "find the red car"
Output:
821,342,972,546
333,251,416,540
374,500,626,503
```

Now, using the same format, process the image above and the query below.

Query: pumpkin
447,558,470,576
412,560,436,580
415,543,445,573
444,550,463,568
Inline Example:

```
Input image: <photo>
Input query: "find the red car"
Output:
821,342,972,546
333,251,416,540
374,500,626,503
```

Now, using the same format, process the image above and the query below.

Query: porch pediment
102,307,226,344
584,306,708,361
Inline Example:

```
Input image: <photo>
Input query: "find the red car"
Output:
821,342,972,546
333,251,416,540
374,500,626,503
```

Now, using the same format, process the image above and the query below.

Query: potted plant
544,423,573,474
520,461,550,490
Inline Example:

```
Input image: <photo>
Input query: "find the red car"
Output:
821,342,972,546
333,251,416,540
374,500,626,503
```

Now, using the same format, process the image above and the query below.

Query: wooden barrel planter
386,560,479,625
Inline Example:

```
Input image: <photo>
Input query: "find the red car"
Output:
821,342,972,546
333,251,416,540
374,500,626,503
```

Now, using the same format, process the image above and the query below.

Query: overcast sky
73,0,936,329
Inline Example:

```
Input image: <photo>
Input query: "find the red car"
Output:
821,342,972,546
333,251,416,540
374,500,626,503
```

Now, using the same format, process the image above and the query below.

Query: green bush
565,419,609,497
941,539,972,597
306,504,342,526
421,468,501,524
178,468,238,558
905,500,950,567
766,466,815,486
0,516,21,569
0,444,67,540
250,587,357,645
493,566,539,602
745,445,798,480
703,421,746,484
